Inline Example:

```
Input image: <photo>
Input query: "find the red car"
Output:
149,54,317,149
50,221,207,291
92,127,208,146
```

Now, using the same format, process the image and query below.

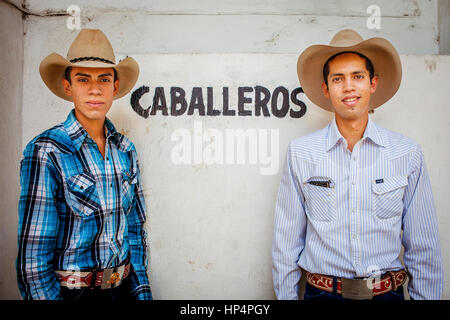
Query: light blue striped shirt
272,117,443,300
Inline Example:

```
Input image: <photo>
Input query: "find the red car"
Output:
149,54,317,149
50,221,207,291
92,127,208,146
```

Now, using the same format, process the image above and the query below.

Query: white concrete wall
438,0,450,54
23,0,440,56
1,0,449,299
0,0,23,300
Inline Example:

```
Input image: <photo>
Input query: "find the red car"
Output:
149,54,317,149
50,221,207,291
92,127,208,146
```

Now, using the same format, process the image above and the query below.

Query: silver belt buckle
341,278,373,300
101,268,113,289
100,265,125,289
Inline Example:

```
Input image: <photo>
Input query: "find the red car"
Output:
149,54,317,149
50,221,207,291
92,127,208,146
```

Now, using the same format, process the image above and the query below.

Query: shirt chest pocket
65,172,101,218
371,175,408,219
302,176,336,222
121,170,138,214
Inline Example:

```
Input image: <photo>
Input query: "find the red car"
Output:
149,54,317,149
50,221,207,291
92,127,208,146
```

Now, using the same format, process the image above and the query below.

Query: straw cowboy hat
297,29,402,111
39,29,139,101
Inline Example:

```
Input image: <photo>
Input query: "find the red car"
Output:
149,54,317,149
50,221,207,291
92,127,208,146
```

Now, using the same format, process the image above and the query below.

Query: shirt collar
326,116,386,152
104,116,120,141
363,116,386,148
63,109,122,152
326,118,345,151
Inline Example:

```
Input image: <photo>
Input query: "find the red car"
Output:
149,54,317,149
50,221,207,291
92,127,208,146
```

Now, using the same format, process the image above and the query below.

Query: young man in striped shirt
17,29,152,300
272,29,443,300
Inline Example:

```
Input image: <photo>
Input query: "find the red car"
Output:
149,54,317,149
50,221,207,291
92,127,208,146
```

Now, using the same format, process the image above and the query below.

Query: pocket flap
372,175,408,195
122,170,138,185
67,172,96,193
65,172,99,217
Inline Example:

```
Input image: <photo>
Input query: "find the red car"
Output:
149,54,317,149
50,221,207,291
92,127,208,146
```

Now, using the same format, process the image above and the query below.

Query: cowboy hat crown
66,29,116,65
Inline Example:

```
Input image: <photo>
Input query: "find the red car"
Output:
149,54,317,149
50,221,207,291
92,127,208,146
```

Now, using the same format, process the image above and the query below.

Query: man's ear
62,79,72,97
370,76,378,94
113,79,119,96
321,82,330,99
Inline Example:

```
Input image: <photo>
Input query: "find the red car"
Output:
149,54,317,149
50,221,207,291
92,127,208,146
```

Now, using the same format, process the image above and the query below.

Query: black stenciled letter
271,86,290,118
254,85,271,117
207,87,220,116
222,87,235,116
290,87,307,118
238,86,253,116
188,87,206,116
130,85,151,118
171,87,188,116
150,87,169,116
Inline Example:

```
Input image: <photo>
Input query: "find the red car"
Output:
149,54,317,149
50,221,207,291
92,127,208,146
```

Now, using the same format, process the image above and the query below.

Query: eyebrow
74,72,113,78
329,70,367,77
74,72,91,78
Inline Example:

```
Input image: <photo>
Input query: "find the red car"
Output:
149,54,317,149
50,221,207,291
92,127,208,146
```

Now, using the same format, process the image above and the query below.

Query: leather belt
306,270,408,300
55,259,130,290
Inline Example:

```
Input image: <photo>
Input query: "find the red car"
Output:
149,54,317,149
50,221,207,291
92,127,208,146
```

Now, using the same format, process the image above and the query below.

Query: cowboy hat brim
39,53,139,102
297,37,402,111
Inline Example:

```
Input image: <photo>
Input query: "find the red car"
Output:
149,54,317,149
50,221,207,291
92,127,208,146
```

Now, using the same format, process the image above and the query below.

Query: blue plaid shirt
17,109,152,300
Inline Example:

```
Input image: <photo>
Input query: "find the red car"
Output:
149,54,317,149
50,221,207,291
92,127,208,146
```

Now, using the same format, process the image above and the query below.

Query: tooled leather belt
306,270,408,300
55,258,131,290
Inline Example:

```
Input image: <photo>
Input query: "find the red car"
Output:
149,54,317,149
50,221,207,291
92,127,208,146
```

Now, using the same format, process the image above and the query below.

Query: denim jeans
303,279,405,301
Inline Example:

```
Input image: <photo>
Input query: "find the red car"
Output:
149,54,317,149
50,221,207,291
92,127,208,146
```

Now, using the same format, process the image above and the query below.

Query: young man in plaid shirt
17,29,152,300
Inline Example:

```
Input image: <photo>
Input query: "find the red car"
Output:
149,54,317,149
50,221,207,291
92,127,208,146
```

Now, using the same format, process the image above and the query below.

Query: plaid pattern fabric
17,109,152,300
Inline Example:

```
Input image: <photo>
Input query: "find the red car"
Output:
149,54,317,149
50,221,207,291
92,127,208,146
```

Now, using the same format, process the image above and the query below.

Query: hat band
69,56,115,64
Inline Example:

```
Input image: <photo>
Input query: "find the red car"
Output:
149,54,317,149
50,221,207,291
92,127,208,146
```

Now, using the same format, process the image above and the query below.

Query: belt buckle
101,265,125,289
341,278,373,300
101,268,113,289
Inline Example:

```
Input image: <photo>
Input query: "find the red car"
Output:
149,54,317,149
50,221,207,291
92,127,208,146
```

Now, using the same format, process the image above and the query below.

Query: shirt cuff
133,284,153,300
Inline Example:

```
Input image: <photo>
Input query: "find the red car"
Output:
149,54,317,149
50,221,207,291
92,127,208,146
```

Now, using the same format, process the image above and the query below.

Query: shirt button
352,234,357,239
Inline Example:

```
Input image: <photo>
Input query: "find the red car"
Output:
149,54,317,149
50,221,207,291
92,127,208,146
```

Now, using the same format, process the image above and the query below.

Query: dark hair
64,66,118,84
322,51,374,86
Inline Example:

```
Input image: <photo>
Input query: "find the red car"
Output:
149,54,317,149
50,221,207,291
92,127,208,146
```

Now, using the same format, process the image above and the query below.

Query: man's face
322,53,378,122
62,67,119,123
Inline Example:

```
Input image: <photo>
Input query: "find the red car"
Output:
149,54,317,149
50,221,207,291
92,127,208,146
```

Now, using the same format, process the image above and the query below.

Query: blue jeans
303,278,405,301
